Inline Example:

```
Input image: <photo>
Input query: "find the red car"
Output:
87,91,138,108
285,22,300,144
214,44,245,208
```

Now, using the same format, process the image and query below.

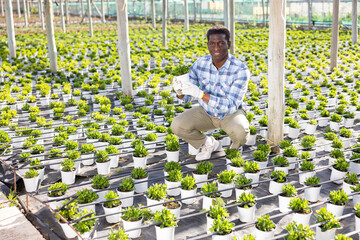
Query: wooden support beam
229,0,234,55
80,0,83,18
1,0,5,16
92,1,102,18
162,0,167,48
184,0,188,31
352,0,358,44
39,0,45,30
144,0,147,21
44,0,58,73
16,0,20,17
5,0,16,58
193,0,196,22
308,0,312,29
65,0,69,24
330,0,340,71
101,0,105,23
88,0,93,37
80,5,89,23
261,0,266,27
268,0,286,147
224,0,229,28
22,0,28,27
116,0,133,96
60,0,66,32
151,0,155,28
26,0,30,18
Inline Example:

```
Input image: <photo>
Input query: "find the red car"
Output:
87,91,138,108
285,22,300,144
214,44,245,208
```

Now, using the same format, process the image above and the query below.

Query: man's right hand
177,94,185,99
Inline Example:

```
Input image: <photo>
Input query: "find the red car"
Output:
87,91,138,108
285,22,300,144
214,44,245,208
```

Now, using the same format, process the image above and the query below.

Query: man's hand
181,83,204,99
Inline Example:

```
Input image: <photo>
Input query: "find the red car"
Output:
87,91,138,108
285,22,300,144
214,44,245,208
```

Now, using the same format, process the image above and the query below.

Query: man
171,25,250,161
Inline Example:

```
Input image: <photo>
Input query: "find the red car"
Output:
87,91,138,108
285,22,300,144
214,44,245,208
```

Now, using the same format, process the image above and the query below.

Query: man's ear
228,41,232,49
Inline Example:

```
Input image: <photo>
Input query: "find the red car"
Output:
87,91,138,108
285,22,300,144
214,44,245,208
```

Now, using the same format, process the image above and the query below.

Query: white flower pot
61,170,76,185
288,127,300,139
343,181,355,195
116,190,134,207
188,144,200,155
212,233,233,240
255,227,275,240
315,226,336,240
355,215,360,231
235,188,251,200
344,118,355,128
202,195,217,210
193,173,208,189
245,172,260,187
326,203,345,218
155,226,175,240
92,187,109,203
354,194,360,207
330,167,346,184
166,150,179,162
318,117,329,127
166,202,182,219
256,160,268,174
237,204,256,223
217,182,234,198
122,218,142,238
103,204,122,223
329,121,340,132
299,170,315,185
133,156,147,169
305,124,317,135
286,157,297,170
274,166,289,175
227,164,244,174
144,140,156,153
304,185,321,202
96,160,111,175
134,177,148,193
109,154,119,168
278,195,292,213
246,134,256,146
349,161,360,174
269,180,286,195
207,215,214,234
180,188,197,204
81,153,95,166
292,210,312,226
23,176,39,193
59,221,77,239
165,179,181,196
79,202,96,214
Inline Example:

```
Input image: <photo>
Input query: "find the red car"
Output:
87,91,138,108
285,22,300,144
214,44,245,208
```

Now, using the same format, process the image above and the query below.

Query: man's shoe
195,136,220,161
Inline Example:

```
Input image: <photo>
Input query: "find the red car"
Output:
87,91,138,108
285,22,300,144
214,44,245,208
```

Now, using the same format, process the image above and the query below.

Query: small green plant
195,161,213,175
118,178,135,192
165,138,180,151
279,140,292,149
107,228,129,240
217,170,236,184
131,167,148,179
104,191,121,208
180,175,196,190
73,209,96,234
61,159,75,172
324,132,337,141
121,206,143,222
315,208,340,232
210,216,234,235
304,176,320,186
165,161,181,173
344,173,359,185
330,149,344,158
91,175,110,190
76,189,99,204
283,146,298,158
48,182,68,197
133,144,149,158
230,157,245,167
271,170,287,183
289,197,311,214
330,113,342,123
329,189,348,206
224,148,241,159
256,214,275,232
281,184,297,197
243,161,260,173
354,203,360,218
257,144,271,154
144,133,158,142
95,150,110,163
334,234,352,240
24,169,39,178
153,209,177,228
167,170,182,182
253,150,268,162
236,192,255,209
333,158,350,172
299,160,315,171
272,156,289,167
234,174,252,189
284,221,315,240
200,182,221,198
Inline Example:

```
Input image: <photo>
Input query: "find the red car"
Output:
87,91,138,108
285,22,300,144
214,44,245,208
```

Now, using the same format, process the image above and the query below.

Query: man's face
207,33,231,64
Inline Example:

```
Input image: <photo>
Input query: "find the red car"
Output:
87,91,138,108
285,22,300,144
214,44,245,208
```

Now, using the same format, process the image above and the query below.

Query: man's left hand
181,83,204,99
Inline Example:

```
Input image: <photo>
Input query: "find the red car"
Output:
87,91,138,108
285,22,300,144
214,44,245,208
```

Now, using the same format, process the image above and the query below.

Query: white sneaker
195,136,220,161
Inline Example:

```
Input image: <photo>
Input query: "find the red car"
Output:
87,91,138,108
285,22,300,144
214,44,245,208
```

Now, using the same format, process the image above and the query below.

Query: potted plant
327,189,348,218
269,170,287,195
165,134,180,162
131,167,148,193
180,175,197,204
91,174,110,202
246,126,257,145
106,145,120,168
153,209,177,240
121,206,143,238
278,184,297,213
243,161,260,187
163,198,182,219
210,216,234,240
47,182,69,210
95,150,111,175
272,155,290,174
73,209,96,239
255,214,276,240
164,161,181,177
350,152,360,174
193,161,213,188
80,143,96,165
288,119,301,139
284,221,315,240
343,111,355,128
76,188,98,214
217,170,236,198
315,208,340,240
200,182,222,210
323,132,338,152
305,119,317,135
227,157,245,174
289,197,312,226
23,169,39,193
354,203,360,232
165,170,182,196
330,158,349,184
329,113,342,131
103,191,122,223
117,177,135,207
234,174,253,199
224,148,241,163
206,200,228,234
298,160,315,185
283,146,299,170
60,158,76,185
236,192,256,223
330,148,344,164
143,133,158,153
107,228,129,240
132,143,149,169
55,198,79,239
343,173,359,195
304,175,321,202
252,150,268,174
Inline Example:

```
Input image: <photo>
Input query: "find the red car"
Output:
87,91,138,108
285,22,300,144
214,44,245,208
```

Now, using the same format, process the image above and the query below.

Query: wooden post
16,0,20,17
199,0,201,21
5,0,16,58
151,0,155,28
88,0,93,37
116,0,133,96
92,1,103,17
60,0,66,32
162,0,167,47
268,0,286,148
44,0,58,73
80,0,83,18
39,0,44,30
144,0,147,21
224,0,229,28
229,0,234,55
184,0,188,31
23,0,28,27
26,0,30,18
352,0,358,44
107,0,109,17
101,0,105,22
65,0,69,24
308,0,312,29
330,0,340,71
261,0,266,27
193,0,196,22
1,0,4,16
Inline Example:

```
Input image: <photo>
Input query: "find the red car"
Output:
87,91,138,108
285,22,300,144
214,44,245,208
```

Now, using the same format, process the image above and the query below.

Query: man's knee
228,123,250,145
171,116,182,136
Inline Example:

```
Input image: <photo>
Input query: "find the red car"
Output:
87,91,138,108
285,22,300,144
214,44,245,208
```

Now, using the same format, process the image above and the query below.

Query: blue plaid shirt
183,54,250,120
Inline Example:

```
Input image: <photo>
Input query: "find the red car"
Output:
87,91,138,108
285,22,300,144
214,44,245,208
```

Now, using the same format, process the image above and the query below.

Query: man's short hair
206,26,230,42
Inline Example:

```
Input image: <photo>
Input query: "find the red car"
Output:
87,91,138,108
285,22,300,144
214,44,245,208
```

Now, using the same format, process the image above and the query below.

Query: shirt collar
208,54,232,70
